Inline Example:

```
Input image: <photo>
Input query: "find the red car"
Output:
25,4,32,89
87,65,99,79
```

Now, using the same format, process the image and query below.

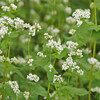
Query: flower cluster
1,3,17,12
82,48,91,54
37,52,47,58
53,75,63,83
27,73,39,82
28,59,34,66
44,33,53,39
88,57,98,65
91,87,100,94
0,16,41,39
68,29,76,35
8,81,20,95
23,91,30,100
29,23,41,36
46,39,64,54
48,26,60,36
48,64,53,72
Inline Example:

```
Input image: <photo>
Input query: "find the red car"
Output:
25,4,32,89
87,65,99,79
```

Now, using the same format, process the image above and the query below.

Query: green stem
88,0,97,100
2,35,8,100
67,76,70,100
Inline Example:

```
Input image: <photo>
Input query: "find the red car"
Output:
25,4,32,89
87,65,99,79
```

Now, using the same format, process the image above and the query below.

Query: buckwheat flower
14,17,24,29
37,52,46,58
68,51,76,56
17,57,26,64
23,91,30,100
76,20,83,27
89,2,94,9
77,69,84,75
52,28,60,36
23,23,30,29
94,62,100,69
72,9,91,20
29,23,41,36
82,48,91,54
28,59,34,66
91,87,100,94
68,29,76,35
11,57,18,64
0,55,5,62
88,57,98,65
0,49,2,54
76,49,83,57
8,81,20,95
66,17,76,24
62,57,76,71
44,33,53,39
65,7,72,14
0,25,8,38
48,64,53,72
10,4,17,10
53,75,63,83
27,73,39,82
66,41,78,50
1,6,10,12
6,57,11,63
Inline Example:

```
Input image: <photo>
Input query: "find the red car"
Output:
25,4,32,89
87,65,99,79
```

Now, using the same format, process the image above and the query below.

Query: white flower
89,2,94,9
91,87,100,94
53,75,63,83
27,73,39,82
72,9,91,20
65,7,72,14
28,59,34,66
29,23,41,36
76,20,83,27
88,57,98,65
37,52,46,58
44,33,53,39
23,91,30,100
66,17,76,24
48,64,53,72
10,4,17,10
8,81,20,95
76,49,83,57
0,49,3,54
77,69,84,75
68,29,76,35
1,6,10,12
82,48,91,54
66,41,78,50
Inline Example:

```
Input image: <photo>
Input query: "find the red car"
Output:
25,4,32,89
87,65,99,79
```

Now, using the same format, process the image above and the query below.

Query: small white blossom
88,57,98,65
37,52,46,58
1,6,10,12
91,87,100,94
8,81,20,95
23,91,30,100
28,59,34,66
53,75,63,83
27,73,39,82
68,29,76,35
48,64,53,72
89,2,94,9
10,4,17,10
65,7,72,14
66,41,78,50
66,17,76,24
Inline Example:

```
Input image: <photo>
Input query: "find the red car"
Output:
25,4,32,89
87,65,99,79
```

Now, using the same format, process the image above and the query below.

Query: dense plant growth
0,0,100,100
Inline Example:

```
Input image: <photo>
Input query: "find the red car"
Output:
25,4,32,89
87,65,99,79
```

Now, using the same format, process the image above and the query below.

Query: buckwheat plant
0,0,100,100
